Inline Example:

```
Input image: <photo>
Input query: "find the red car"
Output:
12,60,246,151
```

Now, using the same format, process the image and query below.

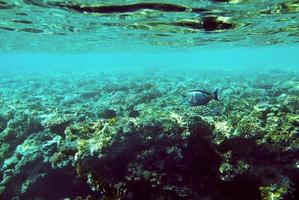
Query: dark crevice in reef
218,137,299,168
20,169,94,200
217,137,299,200
288,180,299,200
219,174,262,200
50,2,210,14
0,116,7,133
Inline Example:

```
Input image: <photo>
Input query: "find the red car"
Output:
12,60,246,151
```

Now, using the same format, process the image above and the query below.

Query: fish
183,89,219,106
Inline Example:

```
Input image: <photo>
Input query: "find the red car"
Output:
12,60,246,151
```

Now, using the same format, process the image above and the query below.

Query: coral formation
0,68,298,199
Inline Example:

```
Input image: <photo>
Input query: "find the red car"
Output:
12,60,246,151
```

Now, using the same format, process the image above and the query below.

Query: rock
0,113,44,167
99,109,117,119
129,109,140,118
80,89,100,99
49,119,71,135
0,115,7,133
43,114,74,135
284,95,299,111
0,131,56,199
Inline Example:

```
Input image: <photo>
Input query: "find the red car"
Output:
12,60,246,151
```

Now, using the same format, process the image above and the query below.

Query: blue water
1,45,299,70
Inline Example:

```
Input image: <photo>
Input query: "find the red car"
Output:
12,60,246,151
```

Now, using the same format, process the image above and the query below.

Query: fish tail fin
213,89,220,101
180,98,189,106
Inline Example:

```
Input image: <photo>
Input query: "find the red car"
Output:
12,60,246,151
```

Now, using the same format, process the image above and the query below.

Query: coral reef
0,68,298,199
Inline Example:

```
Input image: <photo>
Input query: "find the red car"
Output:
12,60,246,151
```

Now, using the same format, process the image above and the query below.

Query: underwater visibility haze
0,0,299,200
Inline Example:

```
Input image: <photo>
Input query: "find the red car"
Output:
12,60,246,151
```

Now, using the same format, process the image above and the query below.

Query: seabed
0,68,298,199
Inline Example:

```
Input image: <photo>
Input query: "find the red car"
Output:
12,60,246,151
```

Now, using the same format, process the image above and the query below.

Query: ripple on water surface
0,0,299,52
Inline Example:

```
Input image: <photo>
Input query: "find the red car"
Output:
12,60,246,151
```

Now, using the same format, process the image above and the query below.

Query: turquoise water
1,45,299,70
1,1,299,200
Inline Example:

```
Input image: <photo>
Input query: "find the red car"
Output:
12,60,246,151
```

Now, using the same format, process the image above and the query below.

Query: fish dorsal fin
187,89,211,95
